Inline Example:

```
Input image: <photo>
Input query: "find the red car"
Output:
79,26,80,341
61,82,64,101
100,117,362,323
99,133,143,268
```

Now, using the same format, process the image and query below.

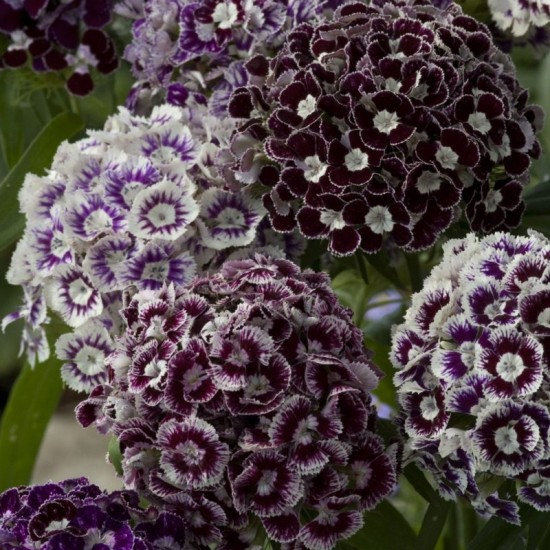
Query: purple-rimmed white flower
392,231,550,523
488,0,550,37
228,0,543,256
4,103,267,391
77,254,396,548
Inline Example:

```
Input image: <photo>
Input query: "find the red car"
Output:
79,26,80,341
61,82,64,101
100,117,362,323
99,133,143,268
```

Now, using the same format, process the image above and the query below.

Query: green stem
415,499,451,550
355,253,369,285
405,252,423,293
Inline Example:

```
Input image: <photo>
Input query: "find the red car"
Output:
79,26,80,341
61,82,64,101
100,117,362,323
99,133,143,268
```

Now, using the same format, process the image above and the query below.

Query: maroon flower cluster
391,231,550,523
0,476,192,549
229,0,543,256
0,0,118,95
76,254,396,548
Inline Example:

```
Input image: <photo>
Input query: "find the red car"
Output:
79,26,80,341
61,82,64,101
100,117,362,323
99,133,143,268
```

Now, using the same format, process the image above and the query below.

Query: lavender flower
0,476,194,549
119,0,331,113
4,103,266,391
0,0,118,95
228,0,543,256
76,254,397,548
391,231,550,523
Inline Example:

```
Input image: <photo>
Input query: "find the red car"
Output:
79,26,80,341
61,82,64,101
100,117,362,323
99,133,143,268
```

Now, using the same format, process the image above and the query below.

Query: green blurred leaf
0,111,83,251
468,504,540,550
415,499,451,550
343,501,417,549
108,435,123,476
0,350,64,491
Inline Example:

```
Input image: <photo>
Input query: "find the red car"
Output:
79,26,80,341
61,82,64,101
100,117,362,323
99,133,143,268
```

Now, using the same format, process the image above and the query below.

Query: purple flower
0,477,181,549
119,0,330,113
488,0,550,38
0,1,118,95
77,254,396,548
392,231,550,523
229,0,542,256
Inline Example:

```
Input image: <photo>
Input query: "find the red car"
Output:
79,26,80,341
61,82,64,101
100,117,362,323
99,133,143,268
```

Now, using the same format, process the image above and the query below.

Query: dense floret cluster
392,231,550,523
0,477,198,549
119,0,332,113
76,254,397,548
0,0,118,95
228,0,543,256
4,103,266,389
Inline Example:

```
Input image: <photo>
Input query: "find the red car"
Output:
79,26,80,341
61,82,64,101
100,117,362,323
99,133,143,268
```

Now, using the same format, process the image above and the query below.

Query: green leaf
108,435,123,476
527,512,550,550
403,464,438,503
0,352,64,491
467,504,540,550
344,501,417,549
0,111,83,251
415,498,451,550
365,250,407,291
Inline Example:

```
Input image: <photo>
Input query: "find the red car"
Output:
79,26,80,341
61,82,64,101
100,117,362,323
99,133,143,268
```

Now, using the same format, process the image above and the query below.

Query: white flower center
459,341,477,369
51,233,70,257
147,203,176,228
179,440,205,465
494,426,520,454
75,345,105,376
416,171,441,194
297,95,317,118
373,110,400,134
212,1,239,29
320,210,346,230
243,374,271,397
216,207,245,228
301,155,328,183
496,352,526,382
345,148,370,172
151,145,179,165
45,519,70,533
436,146,459,170
420,395,440,421
68,278,93,305
85,208,113,235
142,261,168,280
183,364,204,391
484,189,502,213
257,470,277,496
468,111,491,134
364,206,394,234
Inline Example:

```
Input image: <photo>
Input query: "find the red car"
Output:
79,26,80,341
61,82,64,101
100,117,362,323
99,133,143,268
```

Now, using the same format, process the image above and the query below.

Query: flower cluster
488,0,550,38
0,476,197,549
391,231,550,523
120,0,332,114
228,0,543,257
0,0,118,95
76,254,397,548
4,103,266,390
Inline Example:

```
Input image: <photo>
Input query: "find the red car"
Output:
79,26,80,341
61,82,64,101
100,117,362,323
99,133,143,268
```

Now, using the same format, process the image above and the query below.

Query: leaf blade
0,111,83,251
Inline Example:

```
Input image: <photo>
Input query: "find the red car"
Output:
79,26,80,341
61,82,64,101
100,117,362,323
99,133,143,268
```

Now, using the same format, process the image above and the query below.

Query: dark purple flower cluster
76,254,397,548
0,0,118,95
391,231,550,523
228,0,543,256
120,0,331,114
0,477,193,549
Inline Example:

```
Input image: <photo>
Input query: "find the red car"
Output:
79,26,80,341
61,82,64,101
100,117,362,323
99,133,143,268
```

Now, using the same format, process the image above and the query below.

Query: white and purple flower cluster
228,0,543,257
120,0,333,114
0,0,118,95
488,0,550,37
4,102,267,391
0,476,194,549
392,231,550,523
76,254,397,548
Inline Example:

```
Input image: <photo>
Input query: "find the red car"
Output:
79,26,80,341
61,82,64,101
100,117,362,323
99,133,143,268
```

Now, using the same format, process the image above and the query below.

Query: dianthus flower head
0,476,196,549
76,254,397,549
119,0,332,114
391,231,550,523
4,103,267,391
228,0,543,257
488,0,550,38
0,0,118,95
